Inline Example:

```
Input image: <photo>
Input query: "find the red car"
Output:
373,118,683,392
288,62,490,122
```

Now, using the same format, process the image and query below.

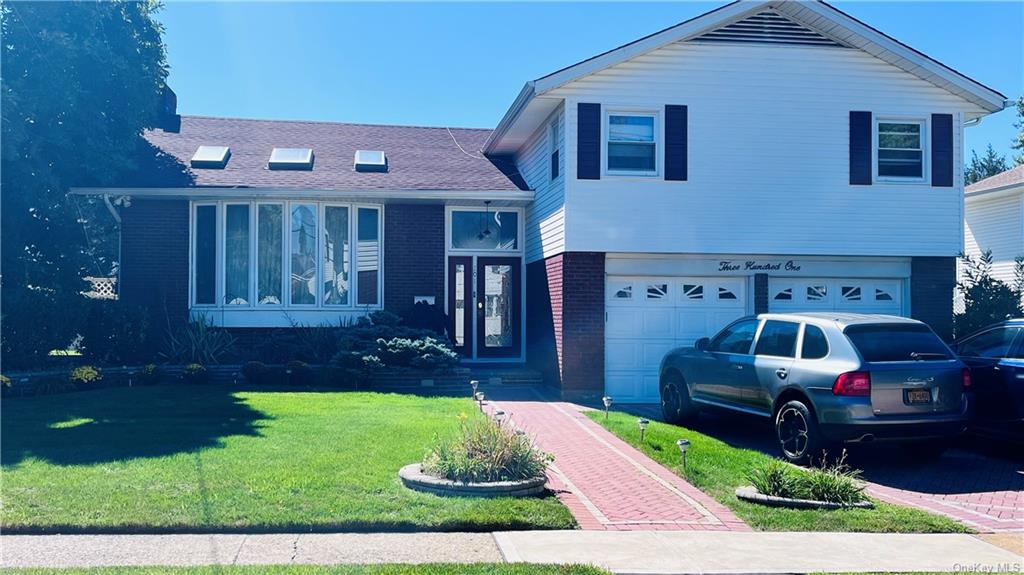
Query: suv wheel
661,372,698,425
774,399,824,465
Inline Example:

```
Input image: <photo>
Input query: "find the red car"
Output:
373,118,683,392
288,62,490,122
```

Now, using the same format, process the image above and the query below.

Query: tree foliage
965,144,1010,185
1013,95,1024,167
1,1,169,368
954,250,1024,338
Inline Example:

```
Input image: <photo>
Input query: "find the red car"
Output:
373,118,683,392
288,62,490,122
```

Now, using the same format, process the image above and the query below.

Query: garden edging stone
398,464,547,497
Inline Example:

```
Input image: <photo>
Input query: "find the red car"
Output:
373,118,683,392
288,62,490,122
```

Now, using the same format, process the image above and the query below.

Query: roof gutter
482,82,535,155
70,187,535,205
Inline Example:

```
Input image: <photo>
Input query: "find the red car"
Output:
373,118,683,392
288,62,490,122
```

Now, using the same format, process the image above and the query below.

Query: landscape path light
470,379,479,398
602,396,613,420
638,418,650,443
676,438,691,469
475,392,485,412
493,409,505,424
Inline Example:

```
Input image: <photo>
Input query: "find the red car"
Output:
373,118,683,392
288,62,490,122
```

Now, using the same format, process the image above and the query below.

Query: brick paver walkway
489,400,749,532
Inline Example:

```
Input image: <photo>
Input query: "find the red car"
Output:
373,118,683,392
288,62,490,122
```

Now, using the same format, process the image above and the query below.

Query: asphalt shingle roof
966,164,1024,193
137,115,524,191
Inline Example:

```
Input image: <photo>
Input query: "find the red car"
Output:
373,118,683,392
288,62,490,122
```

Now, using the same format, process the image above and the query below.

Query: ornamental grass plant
423,414,551,483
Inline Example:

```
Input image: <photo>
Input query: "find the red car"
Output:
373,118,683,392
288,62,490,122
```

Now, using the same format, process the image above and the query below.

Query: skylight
190,145,231,169
354,150,388,173
268,147,314,170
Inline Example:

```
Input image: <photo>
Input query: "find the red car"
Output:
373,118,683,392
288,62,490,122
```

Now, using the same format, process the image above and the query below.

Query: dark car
953,320,1024,441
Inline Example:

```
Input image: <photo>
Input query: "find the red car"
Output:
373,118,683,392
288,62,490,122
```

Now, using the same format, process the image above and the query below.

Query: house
964,165,1024,291
74,0,1008,403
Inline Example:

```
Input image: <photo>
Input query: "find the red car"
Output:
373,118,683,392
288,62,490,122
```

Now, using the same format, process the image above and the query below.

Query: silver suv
659,312,971,464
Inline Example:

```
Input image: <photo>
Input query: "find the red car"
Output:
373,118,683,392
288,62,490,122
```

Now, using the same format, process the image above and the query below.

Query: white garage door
768,278,903,315
605,277,748,403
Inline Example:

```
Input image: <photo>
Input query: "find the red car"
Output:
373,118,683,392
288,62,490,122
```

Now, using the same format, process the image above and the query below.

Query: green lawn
589,411,969,533
1,386,574,533
6,566,608,575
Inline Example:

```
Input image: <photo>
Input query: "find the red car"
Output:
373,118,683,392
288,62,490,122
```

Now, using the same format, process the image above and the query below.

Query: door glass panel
225,204,250,305
754,320,799,358
194,205,216,305
290,203,317,305
483,264,513,348
357,207,380,305
708,319,759,354
257,204,283,305
323,206,349,305
957,328,1020,358
451,211,519,250
454,263,466,346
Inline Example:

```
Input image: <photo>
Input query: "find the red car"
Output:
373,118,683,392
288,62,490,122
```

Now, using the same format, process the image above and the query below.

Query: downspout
102,194,122,298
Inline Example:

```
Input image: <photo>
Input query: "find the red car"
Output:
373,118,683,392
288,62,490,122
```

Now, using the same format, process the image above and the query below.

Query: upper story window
549,118,561,181
191,201,382,310
606,112,657,175
877,120,925,180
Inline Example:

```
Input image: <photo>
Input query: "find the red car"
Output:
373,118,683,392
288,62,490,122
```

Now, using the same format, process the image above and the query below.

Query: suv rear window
844,323,951,362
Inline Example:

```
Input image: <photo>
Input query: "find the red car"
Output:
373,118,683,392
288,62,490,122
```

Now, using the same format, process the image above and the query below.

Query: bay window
190,201,382,312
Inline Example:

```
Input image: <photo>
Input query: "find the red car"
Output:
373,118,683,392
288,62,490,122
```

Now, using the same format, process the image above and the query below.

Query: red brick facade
527,252,605,401
120,199,190,326
383,204,445,318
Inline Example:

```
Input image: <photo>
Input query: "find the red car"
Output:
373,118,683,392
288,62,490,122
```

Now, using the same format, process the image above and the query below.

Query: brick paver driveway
623,403,1024,533
487,398,749,532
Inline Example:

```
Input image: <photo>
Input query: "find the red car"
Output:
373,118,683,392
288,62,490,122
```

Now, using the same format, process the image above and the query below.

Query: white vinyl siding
519,105,566,263
556,41,978,257
964,192,1024,288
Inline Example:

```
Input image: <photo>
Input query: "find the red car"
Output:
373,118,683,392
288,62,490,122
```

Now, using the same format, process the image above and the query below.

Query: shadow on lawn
1,384,268,466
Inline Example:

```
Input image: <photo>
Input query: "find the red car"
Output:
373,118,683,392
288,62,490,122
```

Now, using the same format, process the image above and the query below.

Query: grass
1,386,574,533
4,566,609,575
588,411,970,533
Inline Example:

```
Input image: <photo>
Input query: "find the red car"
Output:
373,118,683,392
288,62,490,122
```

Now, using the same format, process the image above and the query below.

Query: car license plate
905,389,931,404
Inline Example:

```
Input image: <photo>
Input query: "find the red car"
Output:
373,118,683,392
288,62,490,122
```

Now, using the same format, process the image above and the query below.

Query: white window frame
188,200,384,314
549,117,561,181
874,117,928,184
603,108,661,178
445,206,525,255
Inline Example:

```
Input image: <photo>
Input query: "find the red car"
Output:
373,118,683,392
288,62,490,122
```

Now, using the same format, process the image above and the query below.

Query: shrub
955,250,1024,338
368,309,403,328
423,414,551,483
182,363,208,385
69,365,103,386
746,458,801,500
286,360,314,385
242,361,269,385
78,302,154,365
162,316,236,365
376,337,460,371
746,451,867,505
138,364,161,386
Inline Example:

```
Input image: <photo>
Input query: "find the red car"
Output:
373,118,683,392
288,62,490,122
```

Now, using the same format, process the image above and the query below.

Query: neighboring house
964,165,1024,293
75,0,1008,403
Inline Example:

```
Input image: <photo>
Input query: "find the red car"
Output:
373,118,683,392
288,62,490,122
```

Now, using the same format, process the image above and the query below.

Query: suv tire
774,399,825,466
661,372,699,426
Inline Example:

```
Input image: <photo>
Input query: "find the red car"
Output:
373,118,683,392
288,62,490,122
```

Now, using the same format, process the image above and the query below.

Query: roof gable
485,0,1007,154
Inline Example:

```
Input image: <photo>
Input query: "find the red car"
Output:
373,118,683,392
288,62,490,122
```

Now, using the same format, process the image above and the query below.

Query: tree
1,1,169,367
966,144,1010,185
954,250,1024,338
1014,95,1024,166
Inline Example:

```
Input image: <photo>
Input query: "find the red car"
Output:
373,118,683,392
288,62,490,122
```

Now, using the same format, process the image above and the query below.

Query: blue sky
159,1,1023,161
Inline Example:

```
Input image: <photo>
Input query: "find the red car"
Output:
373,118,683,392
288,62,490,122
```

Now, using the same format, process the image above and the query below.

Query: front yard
5,567,609,575
589,411,969,533
1,386,574,533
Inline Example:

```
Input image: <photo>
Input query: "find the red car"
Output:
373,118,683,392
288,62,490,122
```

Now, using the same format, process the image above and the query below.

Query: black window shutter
550,149,559,180
665,105,688,181
577,103,601,180
849,111,872,185
931,113,953,187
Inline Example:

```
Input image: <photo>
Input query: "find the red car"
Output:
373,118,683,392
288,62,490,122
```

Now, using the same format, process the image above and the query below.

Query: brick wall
911,256,956,341
526,252,605,401
383,204,445,318
120,199,189,326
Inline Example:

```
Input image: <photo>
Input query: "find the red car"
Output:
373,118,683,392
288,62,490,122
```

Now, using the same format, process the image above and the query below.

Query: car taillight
962,368,972,390
833,371,871,396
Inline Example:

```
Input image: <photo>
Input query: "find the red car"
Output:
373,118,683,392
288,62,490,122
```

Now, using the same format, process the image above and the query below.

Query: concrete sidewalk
3,531,1022,573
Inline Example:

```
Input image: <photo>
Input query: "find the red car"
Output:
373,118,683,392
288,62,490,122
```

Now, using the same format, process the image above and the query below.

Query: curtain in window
290,204,317,305
257,204,283,305
225,205,250,305
323,206,350,305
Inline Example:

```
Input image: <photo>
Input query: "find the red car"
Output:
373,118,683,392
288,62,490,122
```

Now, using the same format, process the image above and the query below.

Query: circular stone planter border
399,463,546,497
735,486,874,510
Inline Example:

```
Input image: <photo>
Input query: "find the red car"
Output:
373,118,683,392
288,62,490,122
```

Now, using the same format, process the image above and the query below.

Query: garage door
768,278,903,315
605,277,747,403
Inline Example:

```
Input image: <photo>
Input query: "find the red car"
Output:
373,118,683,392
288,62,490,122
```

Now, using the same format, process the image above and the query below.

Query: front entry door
447,256,521,360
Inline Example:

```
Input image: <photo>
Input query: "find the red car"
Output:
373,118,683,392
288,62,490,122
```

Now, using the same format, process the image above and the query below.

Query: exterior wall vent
190,145,231,169
693,11,847,47
354,150,388,173
268,148,314,170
